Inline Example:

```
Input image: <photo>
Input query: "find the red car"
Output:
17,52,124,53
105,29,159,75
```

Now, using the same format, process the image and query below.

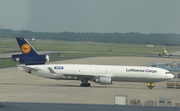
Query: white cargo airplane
12,38,174,89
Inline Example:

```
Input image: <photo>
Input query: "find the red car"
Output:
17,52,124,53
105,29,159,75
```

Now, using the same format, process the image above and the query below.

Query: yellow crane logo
21,44,31,54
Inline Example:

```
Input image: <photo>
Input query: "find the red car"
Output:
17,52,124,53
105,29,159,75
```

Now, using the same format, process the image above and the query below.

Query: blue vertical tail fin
12,37,49,65
16,38,38,55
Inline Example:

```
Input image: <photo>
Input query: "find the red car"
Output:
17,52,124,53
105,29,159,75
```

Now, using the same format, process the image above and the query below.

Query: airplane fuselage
21,64,173,83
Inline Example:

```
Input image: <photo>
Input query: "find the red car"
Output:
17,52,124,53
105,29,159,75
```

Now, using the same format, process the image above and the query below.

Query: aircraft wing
46,67,102,80
63,74,97,80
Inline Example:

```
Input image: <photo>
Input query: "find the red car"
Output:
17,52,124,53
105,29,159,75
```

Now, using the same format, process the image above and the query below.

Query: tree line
0,29,180,46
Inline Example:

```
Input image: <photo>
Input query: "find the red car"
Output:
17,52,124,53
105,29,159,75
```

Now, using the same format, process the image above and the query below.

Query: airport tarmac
0,56,180,105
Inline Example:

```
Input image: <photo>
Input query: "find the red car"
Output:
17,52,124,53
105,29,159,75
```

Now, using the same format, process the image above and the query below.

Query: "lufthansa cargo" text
126,69,157,73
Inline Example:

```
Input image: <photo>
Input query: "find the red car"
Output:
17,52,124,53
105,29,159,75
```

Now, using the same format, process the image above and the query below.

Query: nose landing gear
146,82,155,89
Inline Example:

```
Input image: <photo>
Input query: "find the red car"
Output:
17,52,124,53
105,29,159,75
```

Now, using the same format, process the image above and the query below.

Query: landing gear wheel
87,83,91,87
80,78,91,87
149,86,153,89
80,83,91,87
80,83,83,87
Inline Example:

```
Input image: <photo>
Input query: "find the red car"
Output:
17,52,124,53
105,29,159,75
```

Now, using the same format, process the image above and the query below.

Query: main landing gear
146,82,155,89
80,78,91,87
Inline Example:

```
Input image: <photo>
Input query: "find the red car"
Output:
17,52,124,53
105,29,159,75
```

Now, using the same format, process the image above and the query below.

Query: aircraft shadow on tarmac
0,82,147,89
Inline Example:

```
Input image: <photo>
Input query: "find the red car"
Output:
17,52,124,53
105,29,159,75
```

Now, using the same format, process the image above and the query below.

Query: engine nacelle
12,54,49,65
95,77,113,85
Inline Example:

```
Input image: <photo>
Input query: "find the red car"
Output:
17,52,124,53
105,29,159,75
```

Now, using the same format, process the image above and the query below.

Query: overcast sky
0,0,180,34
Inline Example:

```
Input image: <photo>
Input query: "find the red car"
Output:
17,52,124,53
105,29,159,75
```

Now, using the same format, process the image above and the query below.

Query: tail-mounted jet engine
12,54,49,65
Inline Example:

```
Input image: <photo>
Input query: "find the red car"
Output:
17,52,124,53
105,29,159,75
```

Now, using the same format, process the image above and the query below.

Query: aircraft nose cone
169,74,174,79
164,74,174,79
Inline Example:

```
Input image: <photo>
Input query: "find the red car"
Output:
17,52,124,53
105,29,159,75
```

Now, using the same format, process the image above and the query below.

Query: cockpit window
165,72,171,74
